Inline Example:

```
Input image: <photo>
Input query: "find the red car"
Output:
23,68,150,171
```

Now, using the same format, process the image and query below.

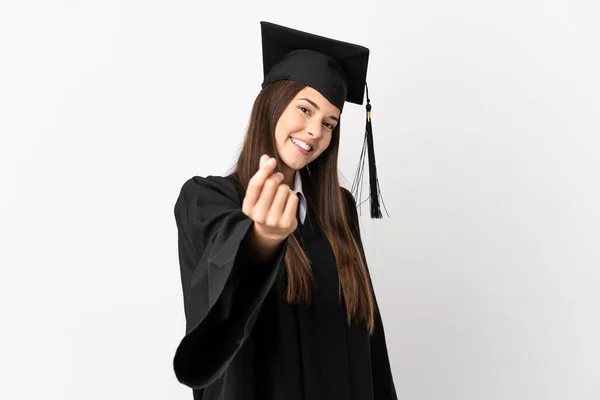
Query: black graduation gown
173,174,397,400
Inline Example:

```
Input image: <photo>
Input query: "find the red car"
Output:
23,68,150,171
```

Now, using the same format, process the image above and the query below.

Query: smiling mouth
290,137,313,152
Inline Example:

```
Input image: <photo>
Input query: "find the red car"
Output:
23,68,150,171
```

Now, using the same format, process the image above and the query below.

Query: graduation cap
260,21,388,219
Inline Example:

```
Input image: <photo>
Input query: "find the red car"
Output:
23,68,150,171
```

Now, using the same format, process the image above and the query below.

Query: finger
266,184,291,226
259,154,267,168
245,157,277,209
254,172,284,223
282,189,300,228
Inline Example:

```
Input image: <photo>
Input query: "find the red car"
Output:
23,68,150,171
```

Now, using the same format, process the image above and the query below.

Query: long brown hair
231,80,375,333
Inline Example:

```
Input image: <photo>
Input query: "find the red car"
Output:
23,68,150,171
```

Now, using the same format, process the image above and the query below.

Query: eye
299,106,335,130
299,106,311,115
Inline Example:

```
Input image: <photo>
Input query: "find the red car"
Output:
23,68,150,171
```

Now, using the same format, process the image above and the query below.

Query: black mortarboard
260,21,387,219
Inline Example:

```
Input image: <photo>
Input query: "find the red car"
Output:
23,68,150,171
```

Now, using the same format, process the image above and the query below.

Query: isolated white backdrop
1,1,599,399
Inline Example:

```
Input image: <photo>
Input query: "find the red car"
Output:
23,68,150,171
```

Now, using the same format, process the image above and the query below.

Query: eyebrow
298,97,339,122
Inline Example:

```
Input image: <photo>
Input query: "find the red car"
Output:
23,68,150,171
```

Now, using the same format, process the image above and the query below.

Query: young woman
173,22,396,400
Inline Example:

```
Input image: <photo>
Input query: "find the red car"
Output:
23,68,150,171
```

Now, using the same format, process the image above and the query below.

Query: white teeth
291,137,312,151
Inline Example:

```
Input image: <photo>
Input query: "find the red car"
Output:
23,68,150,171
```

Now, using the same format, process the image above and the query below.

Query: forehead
295,86,341,115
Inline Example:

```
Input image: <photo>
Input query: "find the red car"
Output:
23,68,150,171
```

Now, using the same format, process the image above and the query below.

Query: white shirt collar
293,170,307,223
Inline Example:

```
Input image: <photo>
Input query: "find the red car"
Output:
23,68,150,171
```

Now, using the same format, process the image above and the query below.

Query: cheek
274,117,291,143
280,111,304,133
320,133,333,151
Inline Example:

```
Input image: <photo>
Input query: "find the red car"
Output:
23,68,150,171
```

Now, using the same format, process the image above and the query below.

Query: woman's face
274,86,341,174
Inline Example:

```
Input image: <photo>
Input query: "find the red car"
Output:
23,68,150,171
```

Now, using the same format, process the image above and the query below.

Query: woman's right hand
242,154,299,244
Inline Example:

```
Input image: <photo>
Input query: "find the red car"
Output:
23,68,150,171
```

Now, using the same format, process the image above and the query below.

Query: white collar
293,170,307,223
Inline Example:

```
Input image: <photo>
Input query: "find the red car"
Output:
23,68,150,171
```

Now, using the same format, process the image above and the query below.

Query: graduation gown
173,174,397,400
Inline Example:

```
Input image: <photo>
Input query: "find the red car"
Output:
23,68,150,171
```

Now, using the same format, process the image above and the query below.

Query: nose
306,119,323,139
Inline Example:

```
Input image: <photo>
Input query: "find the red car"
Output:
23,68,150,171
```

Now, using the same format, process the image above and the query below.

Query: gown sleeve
342,187,399,400
173,175,288,389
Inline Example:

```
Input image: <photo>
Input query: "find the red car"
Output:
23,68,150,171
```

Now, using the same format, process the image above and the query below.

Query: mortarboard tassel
351,83,388,219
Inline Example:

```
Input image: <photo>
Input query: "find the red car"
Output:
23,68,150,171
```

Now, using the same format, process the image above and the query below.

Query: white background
1,1,599,399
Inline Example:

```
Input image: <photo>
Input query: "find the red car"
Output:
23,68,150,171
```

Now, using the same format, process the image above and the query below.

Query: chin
281,140,313,170
282,156,306,171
